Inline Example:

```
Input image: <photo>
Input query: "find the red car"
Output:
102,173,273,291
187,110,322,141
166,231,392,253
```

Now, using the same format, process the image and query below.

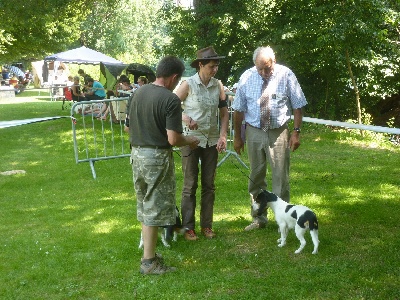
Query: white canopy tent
41,46,123,84
44,46,123,65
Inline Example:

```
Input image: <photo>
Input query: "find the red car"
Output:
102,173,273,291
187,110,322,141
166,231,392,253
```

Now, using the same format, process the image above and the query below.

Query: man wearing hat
175,46,229,241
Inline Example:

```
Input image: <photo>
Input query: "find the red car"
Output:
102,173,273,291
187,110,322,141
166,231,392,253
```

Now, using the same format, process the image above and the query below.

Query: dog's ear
265,190,278,202
256,190,268,216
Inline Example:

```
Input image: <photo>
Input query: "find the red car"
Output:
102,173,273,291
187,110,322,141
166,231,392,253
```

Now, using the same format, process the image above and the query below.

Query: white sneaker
244,222,266,231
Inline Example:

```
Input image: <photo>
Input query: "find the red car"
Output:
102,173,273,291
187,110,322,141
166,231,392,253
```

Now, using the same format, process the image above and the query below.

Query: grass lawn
1,96,399,299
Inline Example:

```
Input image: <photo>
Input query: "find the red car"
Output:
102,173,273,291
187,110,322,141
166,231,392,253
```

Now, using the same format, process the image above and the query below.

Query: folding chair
62,87,73,110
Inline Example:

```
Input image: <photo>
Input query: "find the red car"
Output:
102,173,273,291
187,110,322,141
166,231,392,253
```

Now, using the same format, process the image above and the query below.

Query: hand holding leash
187,117,198,130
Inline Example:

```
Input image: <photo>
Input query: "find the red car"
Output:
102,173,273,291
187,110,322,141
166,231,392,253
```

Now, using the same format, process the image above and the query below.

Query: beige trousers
246,124,290,223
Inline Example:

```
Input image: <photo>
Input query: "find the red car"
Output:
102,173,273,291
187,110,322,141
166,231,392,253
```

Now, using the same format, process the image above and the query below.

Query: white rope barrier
225,92,400,135
0,116,70,129
301,116,400,135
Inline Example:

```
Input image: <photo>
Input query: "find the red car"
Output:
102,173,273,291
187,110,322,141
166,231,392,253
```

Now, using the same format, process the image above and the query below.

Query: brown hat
190,46,225,68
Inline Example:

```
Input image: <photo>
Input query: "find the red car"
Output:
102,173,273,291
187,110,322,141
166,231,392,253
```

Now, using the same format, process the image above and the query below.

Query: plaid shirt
232,64,307,129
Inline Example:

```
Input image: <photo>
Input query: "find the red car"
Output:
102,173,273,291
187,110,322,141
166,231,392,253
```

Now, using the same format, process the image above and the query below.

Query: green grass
1,100,399,299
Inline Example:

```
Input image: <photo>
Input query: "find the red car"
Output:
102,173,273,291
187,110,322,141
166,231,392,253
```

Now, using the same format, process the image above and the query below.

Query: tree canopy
0,0,166,66
0,0,97,62
79,0,169,66
2,0,400,124
160,0,400,122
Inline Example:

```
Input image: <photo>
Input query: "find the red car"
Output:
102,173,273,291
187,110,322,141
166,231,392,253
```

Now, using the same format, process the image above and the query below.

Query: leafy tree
80,0,170,66
0,0,97,63
1,0,167,78
160,0,400,122
160,0,276,84
273,0,400,122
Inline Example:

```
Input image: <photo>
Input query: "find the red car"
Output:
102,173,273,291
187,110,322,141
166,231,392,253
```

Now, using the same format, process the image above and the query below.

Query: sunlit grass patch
1,103,399,299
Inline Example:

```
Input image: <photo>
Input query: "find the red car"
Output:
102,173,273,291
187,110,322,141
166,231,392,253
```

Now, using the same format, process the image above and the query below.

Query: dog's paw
294,249,302,254
277,238,281,243
278,243,285,248
161,242,171,248
312,250,318,255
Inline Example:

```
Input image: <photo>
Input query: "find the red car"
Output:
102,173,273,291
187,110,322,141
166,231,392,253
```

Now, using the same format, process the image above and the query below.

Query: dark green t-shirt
128,84,183,148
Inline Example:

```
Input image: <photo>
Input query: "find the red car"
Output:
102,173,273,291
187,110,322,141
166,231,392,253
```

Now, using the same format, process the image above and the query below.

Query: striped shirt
232,64,307,129
6,65,25,78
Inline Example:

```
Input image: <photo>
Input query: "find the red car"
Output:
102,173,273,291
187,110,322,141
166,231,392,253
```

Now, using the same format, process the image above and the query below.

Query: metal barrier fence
70,94,248,179
71,94,400,179
71,97,130,179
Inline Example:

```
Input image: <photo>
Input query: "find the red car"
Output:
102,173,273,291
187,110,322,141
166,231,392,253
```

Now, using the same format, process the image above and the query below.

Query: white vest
182,73,220,148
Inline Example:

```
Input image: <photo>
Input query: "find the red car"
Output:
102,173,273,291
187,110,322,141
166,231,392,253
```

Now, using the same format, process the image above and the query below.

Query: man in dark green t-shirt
127,56,199,275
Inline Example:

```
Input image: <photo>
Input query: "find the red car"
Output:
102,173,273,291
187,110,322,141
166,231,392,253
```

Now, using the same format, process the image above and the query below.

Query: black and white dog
255,190,319,254
138,206,184,249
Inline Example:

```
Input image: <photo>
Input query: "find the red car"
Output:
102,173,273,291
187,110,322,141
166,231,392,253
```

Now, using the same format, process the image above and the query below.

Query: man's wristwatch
293,127,301,133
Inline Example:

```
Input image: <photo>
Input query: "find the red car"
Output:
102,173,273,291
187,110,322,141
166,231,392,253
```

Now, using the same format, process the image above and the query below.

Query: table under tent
41,46,155,106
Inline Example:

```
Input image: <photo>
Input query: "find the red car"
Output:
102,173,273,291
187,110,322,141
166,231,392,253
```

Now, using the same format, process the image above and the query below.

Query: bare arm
175,80,189,101
176,81,199,130
215,81,229,152
289,108,303,152
167,129,199,149
233,111,245,155
217,106,229,152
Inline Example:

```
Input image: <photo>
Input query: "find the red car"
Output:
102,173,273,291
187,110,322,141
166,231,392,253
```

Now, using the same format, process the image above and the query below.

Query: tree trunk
345,48,363,136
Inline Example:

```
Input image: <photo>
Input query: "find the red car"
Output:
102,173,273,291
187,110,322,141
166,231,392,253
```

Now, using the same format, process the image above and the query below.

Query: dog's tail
165,206,183,241
165,226,174,242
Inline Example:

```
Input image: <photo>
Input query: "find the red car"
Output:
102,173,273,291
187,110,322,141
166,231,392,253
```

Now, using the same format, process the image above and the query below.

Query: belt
245,123,287,131
133,145,171,150
245,122,260,129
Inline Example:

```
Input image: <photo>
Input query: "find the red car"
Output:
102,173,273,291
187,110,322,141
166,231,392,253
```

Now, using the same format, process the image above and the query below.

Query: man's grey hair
253,46,275,64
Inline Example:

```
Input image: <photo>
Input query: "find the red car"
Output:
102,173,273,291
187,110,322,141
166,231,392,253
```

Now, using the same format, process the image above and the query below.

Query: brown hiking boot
140,256,176,275
201,228,216,239
184,229,199,241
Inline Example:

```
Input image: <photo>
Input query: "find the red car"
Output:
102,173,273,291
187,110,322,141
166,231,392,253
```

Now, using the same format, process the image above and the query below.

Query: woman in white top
175,46,229,241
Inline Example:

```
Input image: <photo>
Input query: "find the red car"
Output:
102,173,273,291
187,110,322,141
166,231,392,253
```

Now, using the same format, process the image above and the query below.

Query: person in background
1,67,10,79
4,65,24,82
232,83,238,94
128,56,200,275
116,77,134,97
71,76,87,102
175,46,229,241
78,69,91,92
66,76,74,87
24,70,32,83
84,77,106,100
137,76,148,88
232,46,307,231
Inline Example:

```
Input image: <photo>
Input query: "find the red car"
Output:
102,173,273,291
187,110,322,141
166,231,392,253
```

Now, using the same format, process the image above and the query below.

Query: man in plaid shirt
232,46,307,231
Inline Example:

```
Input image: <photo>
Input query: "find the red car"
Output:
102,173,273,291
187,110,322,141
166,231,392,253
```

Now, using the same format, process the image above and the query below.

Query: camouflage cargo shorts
131,147,176,226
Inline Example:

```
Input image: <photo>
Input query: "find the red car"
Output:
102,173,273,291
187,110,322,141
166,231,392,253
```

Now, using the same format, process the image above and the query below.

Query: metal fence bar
71,97,130,179
217,92,248,168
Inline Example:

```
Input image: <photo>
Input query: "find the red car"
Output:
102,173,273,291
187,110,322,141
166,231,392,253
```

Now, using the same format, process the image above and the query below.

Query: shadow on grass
1,110,400,298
